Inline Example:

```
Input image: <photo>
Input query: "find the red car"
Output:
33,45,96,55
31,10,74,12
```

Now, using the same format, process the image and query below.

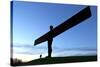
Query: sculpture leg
48,39,53,57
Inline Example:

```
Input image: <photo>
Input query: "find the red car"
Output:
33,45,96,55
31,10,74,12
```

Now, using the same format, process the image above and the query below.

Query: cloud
52,46,97,57
53,45,97,52
55,48,97,52
12,43,97,56
13,43,47,49
12,43,47,55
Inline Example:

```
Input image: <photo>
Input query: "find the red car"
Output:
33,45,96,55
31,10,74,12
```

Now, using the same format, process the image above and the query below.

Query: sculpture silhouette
34,6,91,58
47,25,53,57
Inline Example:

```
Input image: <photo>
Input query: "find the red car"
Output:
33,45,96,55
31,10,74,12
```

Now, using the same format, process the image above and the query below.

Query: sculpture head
50,25,53,30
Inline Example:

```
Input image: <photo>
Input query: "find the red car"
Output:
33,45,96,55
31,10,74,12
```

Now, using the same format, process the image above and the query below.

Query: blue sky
12,1,97,59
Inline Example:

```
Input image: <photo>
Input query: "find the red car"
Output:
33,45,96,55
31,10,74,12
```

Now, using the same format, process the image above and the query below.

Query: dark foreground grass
12,55,97,66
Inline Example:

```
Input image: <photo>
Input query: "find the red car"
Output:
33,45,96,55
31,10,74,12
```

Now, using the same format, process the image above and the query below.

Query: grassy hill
12,55,97,66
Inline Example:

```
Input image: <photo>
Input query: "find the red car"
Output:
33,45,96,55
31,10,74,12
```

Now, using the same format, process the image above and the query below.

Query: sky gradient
12,1,97,61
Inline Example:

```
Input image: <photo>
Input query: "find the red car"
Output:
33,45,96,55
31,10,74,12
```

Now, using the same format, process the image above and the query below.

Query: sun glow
13,54,40,62
12,53,49,62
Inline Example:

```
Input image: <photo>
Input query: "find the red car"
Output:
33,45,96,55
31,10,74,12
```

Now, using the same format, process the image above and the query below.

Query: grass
12,55,97,66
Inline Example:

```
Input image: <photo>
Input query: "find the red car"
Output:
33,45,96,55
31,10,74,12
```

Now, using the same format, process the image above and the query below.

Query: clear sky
12,1,97,61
